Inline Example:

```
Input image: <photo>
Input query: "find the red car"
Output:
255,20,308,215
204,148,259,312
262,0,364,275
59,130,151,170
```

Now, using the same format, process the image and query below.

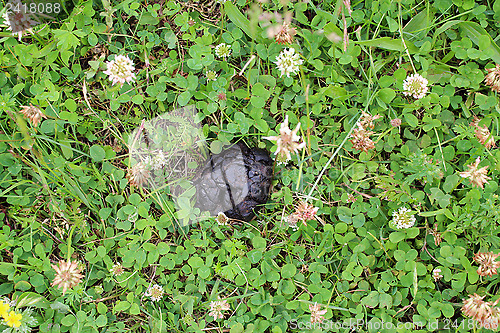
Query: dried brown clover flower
349,111,382,153
471,117,496,149
127,162,150,188
462,294,500,329
474,251,500,277
350,124,375,153
273,22,296,45
51,260,84,295
459,157,491,189
485,64,500,93
20,104,46,127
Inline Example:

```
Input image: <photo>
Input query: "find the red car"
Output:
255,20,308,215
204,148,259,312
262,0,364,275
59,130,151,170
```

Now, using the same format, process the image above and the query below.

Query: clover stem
373,127,395,145
67,224,76,262
299,68,312,157
398,2,416,73
296,151,304,192
434,127,447,172
307,103,380,201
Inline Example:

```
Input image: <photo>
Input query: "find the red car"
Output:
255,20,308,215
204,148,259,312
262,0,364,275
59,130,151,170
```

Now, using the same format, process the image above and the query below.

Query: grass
1,0,500,332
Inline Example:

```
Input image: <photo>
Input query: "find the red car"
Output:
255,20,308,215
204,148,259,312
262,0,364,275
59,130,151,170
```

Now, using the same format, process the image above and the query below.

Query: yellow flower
0,300,9,318
4,311,22,328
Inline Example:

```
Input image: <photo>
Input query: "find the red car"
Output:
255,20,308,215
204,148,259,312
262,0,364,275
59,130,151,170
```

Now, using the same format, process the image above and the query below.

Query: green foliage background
0,0,500,332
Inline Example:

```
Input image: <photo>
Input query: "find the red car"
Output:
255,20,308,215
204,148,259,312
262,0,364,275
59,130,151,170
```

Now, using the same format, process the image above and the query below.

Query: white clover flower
145,284,164,302
103,55,136,86
263,115,306,164
432,268,443,281
309,302,327,324
110,263,125,276
216,212,229,226
274,48,303,78
390,118,402,127
403,73,428,99
208,299,230,319
283,214,299,231
391,207,416,229
215,43,231,59
217,0,228,3
289,201,319,227
153,150,168,170
206,70,218,81
267,18,296,45
2,0,38,41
